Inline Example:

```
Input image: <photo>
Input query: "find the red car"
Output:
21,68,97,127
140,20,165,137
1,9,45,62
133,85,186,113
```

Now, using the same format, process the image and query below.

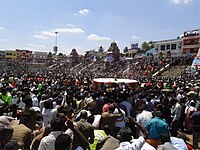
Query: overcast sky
0,0,199,55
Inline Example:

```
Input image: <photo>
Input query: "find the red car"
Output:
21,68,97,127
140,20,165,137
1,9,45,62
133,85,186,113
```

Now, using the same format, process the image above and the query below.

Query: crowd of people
0,57,199,150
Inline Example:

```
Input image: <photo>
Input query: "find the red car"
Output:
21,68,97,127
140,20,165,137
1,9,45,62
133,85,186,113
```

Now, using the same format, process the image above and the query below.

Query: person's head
4,140,19,150
118,127,132,142
138,104,147,112
190,101,195,107
80,110,88,120
44,100,53,109
162,98,169,105
108,104,115,113
55,134,72,150
102,125,111,135
50,118,64,131
22,95,32,107
146,96,151,102
155,111,163,118
43,125,52,137
0,127,14,146
160,133,171,144
170,99,177,105
19,114,30,127
155,104,163,111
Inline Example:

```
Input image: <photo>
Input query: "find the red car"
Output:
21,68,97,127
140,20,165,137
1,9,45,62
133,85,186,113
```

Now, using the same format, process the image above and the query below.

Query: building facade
154,38,182,58
16,49,33,62
0,51,5,61
5,50,17,61
32,51,48,63
182,29,200,57
125,49,138,58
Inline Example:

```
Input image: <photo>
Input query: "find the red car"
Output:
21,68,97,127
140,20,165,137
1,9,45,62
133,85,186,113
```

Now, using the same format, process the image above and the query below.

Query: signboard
131,43,139,49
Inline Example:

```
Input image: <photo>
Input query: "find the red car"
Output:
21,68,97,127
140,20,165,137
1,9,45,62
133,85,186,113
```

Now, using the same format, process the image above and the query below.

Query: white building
154,38,182,58
32,51,48,63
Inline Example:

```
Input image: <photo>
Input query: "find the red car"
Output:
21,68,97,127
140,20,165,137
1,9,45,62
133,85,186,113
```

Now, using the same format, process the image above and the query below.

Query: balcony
183,35,200,40
182,44,199,49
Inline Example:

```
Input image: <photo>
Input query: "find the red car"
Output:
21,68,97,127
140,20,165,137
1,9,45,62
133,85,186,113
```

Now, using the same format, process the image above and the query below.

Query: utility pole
53,32,58,60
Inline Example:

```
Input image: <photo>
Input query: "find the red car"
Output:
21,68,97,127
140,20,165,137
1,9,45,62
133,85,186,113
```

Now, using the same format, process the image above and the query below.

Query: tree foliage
58,52,64,56
141,41,154,52
98,46,104,53
48,52,53,58
123,47,128,53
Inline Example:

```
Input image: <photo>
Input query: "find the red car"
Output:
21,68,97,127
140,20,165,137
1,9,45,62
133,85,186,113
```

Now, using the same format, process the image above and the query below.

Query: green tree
148,41,154,49
48,52,53,58
98,46,104,53
58,52,64,56
141,41,154,52
123,47,128,53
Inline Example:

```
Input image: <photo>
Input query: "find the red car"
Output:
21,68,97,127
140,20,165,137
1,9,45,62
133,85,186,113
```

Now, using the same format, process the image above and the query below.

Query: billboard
131,43,139,49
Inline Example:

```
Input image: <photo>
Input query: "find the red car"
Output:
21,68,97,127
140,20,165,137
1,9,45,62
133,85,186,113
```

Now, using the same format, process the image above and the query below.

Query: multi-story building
32,51,48,63
16,49,33,62
125,49,138,59
182,29,200,57
154,38,182,58
0,51,5,61
5,50,17,61
84,50,99,64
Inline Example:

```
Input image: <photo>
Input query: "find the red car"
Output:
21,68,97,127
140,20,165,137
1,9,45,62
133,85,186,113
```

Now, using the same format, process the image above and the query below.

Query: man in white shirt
42,100,58,127
42,95,65,127
31,89,39,107
116,117,155,150
171,99,181,137
38,118,64,150
137,104,153,136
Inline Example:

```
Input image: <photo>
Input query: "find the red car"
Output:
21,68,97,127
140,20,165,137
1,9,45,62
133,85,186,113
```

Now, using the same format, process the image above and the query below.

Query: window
161,45,165,51
166,45,170,50
171,44,176,50
190,48,198,53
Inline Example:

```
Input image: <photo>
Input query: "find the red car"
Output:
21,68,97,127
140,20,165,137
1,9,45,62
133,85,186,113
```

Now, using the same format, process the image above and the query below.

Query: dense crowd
0,58,200,150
